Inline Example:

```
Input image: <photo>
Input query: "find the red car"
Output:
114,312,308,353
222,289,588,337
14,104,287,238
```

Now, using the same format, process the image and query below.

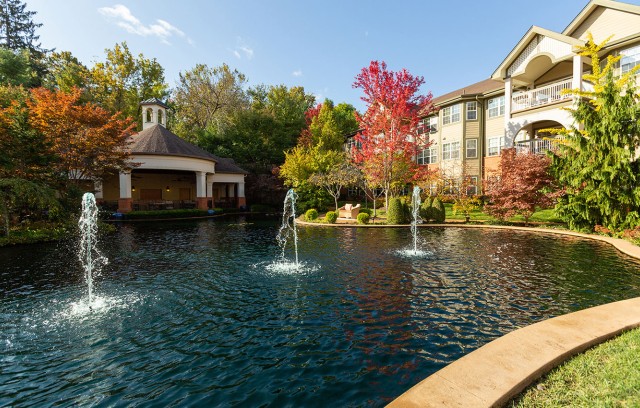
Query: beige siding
441,121,463,142
571,7,640,43
484,156,501,178
485,116,503,136
466,120,480,137
465,160,480,175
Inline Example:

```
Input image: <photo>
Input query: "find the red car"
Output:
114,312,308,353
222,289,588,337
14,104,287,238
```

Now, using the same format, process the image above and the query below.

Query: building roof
211,155,249,174
139,98,170,109
428,78,504,109
129,124,217,162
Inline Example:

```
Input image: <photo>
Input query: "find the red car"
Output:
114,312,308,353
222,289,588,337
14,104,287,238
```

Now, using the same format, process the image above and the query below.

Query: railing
515,138,559,155
511,79,573,111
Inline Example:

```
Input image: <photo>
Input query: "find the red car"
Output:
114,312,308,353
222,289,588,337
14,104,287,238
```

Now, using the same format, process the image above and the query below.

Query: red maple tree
484,148,558,224
352,61,434,207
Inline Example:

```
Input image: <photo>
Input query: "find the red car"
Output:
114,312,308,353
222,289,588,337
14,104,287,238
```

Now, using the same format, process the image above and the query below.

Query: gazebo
96,99,248,213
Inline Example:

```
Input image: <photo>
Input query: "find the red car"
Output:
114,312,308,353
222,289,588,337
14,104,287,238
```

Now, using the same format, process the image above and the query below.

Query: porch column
504,77,513,147
237,181,246,208
195,171,208,210
572,54,583,91
118,172,133,213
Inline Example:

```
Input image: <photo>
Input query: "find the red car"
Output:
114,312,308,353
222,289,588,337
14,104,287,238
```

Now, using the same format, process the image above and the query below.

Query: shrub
305,208,319,221
420,196,434,221
432,197,446,223
387,198,408,224
325,211,338,224
359,208,372,216
357,212,370,225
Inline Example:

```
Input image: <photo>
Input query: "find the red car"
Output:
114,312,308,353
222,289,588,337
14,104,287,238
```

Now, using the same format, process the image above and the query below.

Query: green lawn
511,327,640,407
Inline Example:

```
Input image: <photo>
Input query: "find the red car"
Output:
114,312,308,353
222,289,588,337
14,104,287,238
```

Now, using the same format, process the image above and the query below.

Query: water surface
2,217,639,407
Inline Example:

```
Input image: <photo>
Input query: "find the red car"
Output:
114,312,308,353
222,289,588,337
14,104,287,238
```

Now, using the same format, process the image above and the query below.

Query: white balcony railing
511,79,573,111
514,138,561,155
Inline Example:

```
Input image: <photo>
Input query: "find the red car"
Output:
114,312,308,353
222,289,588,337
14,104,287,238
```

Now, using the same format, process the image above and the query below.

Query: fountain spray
78,193,108,304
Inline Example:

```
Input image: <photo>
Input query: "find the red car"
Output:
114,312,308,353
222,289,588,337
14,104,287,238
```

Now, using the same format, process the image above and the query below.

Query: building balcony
514,137,564,155
511,79,573,112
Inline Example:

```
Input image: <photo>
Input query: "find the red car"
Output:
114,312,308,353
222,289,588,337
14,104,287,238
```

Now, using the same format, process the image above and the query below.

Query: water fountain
274,188,300,269
410,186,422,254
78,192,108,304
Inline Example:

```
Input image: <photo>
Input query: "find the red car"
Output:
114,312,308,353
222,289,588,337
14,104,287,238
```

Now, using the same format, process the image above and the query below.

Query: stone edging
297,220,640,407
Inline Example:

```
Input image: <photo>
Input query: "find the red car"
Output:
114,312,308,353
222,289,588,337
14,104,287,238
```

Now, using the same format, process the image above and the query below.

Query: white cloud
98,4,193,45
233,38,254,59
292,70,303,77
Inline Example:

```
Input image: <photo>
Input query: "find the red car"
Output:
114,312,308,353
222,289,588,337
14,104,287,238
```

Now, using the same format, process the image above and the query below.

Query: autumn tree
43,51,90,93
485,148,556,225
89,42,168,125
352,60,434,208
27,87,135,189
549,34,640,231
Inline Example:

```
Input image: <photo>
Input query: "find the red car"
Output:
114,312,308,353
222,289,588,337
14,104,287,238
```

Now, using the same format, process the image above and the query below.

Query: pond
2,216,640,407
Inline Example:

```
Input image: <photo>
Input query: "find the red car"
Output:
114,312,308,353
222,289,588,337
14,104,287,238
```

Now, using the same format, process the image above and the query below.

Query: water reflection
1,218,639,407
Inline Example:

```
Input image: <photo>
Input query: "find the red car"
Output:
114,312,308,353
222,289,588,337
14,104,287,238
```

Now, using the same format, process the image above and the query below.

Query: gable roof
129,124,217,162
492,26,584,81
563,0,640,37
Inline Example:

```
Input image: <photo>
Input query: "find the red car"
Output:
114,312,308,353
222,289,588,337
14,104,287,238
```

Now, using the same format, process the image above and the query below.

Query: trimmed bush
432,197,446,223
420,196,434,221
305,208,319,221
359,208,372,216
357,212,370,225
387,198,408,224
325,211,338,224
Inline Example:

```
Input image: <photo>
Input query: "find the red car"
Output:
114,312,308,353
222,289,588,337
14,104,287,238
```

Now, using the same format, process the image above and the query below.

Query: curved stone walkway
298,220,640,407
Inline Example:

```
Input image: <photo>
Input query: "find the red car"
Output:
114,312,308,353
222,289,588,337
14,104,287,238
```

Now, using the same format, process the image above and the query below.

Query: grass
511,327,640,407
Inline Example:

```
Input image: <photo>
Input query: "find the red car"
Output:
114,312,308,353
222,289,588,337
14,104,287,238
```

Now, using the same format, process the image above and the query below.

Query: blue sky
27,0,640,111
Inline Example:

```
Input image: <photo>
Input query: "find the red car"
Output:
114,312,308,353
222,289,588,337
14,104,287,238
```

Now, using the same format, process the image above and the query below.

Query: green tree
0,0,43,52
309,152,360,211
172,63,248,143
89,42,168,125
0,46,32,86
0,178,60,236
43,51,90,93
549,33,640,231
307,99,358,151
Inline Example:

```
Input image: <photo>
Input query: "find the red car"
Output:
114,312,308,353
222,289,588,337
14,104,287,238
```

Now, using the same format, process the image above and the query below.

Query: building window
467,176,478,196
488,96,505,118
157,109,164,125
466,139,478,158
418,117,437,134
621,45,640,74
442,142,460,160
487,136,505,156
145,108,153,122
442,104,461,125
417,147,438,165
466,102,477,120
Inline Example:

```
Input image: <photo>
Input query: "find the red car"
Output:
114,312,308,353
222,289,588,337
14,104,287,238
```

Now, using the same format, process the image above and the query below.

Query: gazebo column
195,171,209,209
93,180,104,204
237,181,246,208
118,172,133,213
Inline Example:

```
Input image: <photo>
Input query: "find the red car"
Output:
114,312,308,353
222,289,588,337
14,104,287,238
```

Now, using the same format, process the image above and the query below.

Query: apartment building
417,0,640,194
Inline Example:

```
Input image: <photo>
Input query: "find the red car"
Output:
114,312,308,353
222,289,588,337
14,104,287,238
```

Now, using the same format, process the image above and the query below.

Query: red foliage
297,103,323,147
485,148,557,223
351,61,435,192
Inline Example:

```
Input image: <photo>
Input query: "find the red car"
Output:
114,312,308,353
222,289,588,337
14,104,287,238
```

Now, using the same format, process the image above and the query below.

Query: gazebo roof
139,98,170,109
129,124,217,162
211,155,249,175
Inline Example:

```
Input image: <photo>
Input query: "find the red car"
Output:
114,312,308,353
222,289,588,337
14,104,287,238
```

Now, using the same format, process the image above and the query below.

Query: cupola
140,98,169,130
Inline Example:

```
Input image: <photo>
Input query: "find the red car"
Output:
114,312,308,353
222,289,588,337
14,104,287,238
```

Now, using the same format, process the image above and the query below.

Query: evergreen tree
549,33,640,231
0,0,43,52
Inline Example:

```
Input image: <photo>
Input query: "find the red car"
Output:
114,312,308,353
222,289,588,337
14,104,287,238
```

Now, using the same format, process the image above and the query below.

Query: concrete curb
387,298,640,407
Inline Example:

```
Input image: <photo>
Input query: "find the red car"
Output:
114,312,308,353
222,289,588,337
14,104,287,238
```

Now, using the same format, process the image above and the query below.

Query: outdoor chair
338,203,361,219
